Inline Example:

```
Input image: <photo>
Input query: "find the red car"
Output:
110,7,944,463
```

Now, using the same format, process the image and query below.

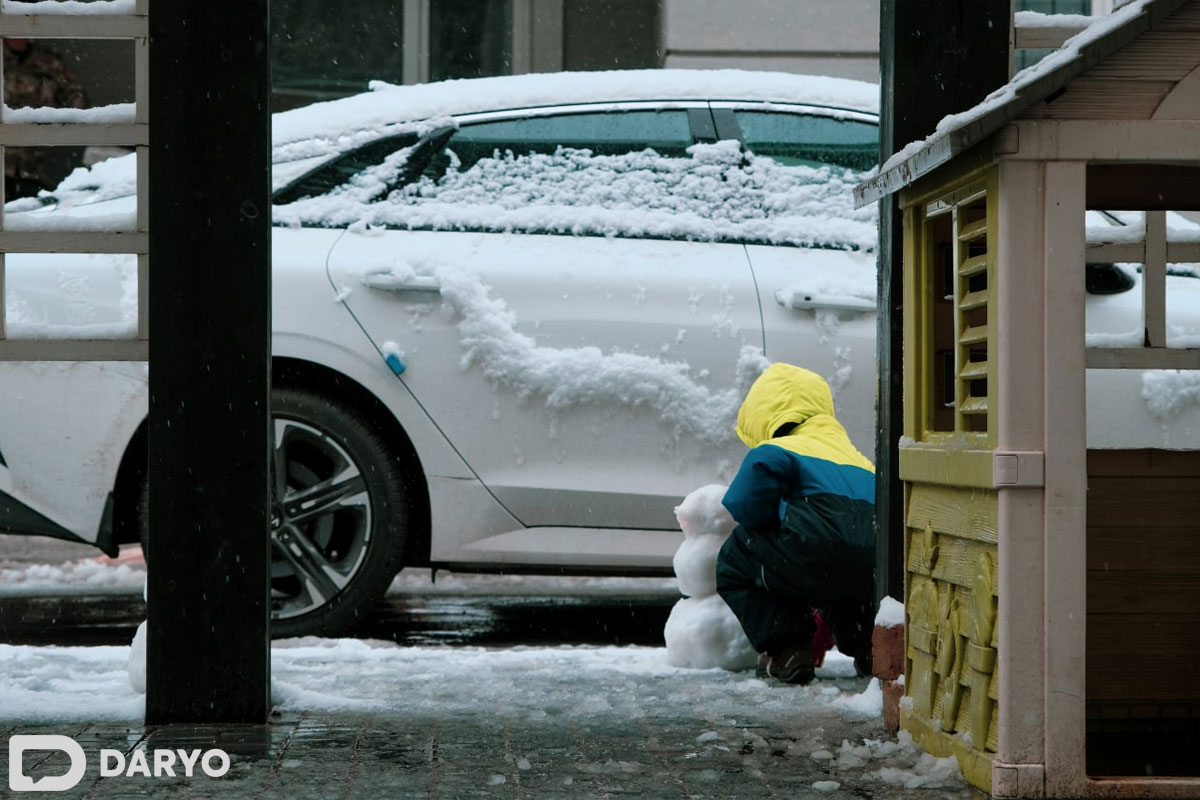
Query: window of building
562,0,662,71
429,0,513,81
1014,0,1094,71
271,0,404,111
269,0,665,109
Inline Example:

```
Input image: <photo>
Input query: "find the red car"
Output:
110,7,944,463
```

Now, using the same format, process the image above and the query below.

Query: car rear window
734,111,877,171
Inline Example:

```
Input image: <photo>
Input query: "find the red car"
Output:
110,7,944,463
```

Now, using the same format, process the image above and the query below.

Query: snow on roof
854,0,1187,206
274,69,880,155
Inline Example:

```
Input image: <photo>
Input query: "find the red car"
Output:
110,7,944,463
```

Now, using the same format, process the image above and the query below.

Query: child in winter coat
716,363,876,684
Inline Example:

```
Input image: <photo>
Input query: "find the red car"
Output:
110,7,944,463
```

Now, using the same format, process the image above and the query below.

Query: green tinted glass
441,110,694,171
735,111,877,171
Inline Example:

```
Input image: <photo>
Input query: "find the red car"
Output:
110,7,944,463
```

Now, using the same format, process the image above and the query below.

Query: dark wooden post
876,0,1009,602
146,0,272,723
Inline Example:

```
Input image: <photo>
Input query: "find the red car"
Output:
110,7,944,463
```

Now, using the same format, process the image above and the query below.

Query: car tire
140,385,412,638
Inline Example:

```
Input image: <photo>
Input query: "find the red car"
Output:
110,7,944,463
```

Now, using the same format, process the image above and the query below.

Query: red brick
882,679,905,733
871,622,905,681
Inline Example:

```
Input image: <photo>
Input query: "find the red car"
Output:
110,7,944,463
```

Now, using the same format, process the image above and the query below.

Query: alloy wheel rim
269,416,373,621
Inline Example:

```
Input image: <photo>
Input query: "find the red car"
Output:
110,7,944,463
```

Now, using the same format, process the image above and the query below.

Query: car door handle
362,273,441,293
775,289,874,313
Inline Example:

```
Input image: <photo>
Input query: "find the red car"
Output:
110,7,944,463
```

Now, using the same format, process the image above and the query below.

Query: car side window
734,111,877,171
273,107,878,251
423,110,695,179
273,132,421,205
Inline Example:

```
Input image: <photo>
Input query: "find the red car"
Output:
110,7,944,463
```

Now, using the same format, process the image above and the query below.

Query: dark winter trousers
715,523,874,661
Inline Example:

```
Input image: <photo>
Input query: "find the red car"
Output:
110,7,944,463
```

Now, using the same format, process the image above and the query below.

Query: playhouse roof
854,0,1191,207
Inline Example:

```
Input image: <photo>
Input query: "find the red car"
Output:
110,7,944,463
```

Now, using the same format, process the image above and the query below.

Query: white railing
0,0,148,361
1086,211,1200,370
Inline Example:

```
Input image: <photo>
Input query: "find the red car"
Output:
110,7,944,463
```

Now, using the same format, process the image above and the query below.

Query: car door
320,105,764,538
715,103,881,455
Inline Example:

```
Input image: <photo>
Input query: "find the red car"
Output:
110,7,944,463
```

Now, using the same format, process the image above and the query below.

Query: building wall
661,0,881,82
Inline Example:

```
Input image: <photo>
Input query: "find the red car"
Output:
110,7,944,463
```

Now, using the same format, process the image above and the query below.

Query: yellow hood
736,363,835,447
735,363,873,472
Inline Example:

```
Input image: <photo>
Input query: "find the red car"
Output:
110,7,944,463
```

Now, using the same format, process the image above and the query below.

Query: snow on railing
0,0,147,360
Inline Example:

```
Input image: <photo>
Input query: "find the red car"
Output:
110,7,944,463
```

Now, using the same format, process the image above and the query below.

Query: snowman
663,484,758,671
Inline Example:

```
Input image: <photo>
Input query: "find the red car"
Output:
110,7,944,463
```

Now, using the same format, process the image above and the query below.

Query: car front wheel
140,386,411,637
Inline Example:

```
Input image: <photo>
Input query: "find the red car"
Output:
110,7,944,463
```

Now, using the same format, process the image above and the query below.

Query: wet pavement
0,538,984,799
3,708,984,799
0,592,677,648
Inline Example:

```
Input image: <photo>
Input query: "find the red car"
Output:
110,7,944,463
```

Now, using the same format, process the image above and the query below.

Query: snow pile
875,595,905,628
14,638,881,725
811,733,963,790
276,141,877,251
869,733,965,789
0,559,145,596
126,621,146,693
3,210,135,231
1142,370,1200,420
663,485,757,671
4,252,138,339
40,152,138,207
421,262,771,443
834,677,883,718
1086,329,1143,348
0,644,144,721
1,102,135,124
3,634,967,793
1014,9,1096,27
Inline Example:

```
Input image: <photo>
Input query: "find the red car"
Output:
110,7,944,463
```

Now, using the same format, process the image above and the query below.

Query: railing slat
0,15,147,38
0,339,148,361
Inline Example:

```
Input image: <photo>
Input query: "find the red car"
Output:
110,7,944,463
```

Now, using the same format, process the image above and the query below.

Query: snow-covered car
1,69,885,635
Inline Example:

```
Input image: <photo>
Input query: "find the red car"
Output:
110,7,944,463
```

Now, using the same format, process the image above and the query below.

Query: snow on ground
0,638,961,791
0,557,146,596
0,502,963,791
0,640,963,790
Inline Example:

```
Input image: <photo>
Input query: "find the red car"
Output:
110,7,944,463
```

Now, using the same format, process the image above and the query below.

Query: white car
5,70,1199,636
0,69,880,635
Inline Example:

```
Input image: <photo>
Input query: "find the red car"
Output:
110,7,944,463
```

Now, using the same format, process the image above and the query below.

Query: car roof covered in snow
25,69,879,208
273,69,880,151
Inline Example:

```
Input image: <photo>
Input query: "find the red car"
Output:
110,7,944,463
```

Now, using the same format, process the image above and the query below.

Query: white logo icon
8,735,87,792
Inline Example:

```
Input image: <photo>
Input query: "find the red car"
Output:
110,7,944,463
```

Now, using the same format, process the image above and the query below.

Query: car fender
0,360,147,543
270,330,474,481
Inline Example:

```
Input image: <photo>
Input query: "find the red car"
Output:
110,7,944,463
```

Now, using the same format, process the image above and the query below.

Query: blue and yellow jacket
722,363,875,595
